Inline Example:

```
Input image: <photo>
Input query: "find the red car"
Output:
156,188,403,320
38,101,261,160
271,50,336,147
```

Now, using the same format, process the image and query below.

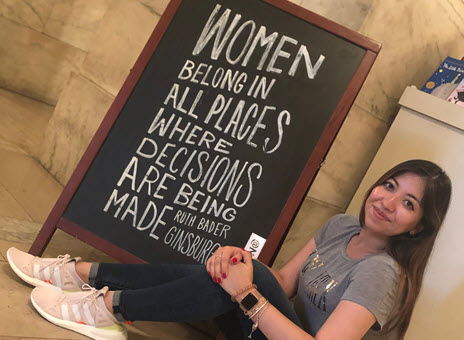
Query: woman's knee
252,260,281,291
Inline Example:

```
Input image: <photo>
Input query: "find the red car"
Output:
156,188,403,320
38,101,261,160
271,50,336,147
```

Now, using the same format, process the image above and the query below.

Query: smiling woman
6,159,451,340
358,159,452,337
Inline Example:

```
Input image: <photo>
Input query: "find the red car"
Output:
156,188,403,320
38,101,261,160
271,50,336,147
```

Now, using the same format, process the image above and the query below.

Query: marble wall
0,0,463,336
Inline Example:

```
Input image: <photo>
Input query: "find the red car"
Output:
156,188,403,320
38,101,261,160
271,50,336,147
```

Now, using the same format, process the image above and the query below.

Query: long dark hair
358,159,451,338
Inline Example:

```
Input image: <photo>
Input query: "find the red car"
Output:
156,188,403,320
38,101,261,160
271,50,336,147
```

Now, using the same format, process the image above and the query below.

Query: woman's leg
100,260,302,340
27,256,301,340
111,264,234,322
87,262,207,290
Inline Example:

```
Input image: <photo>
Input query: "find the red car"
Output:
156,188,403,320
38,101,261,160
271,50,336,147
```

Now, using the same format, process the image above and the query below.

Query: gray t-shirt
293,214,399,339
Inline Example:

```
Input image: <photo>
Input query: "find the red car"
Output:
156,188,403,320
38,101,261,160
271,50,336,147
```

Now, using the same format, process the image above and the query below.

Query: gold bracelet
231,284,257,302
248,301,270,339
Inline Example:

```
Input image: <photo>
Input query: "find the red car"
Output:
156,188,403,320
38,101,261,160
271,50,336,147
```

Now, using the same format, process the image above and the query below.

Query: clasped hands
206,246,254,297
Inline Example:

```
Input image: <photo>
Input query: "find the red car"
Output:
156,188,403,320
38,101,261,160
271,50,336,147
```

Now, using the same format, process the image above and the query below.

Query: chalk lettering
205,95,280,149
197,217,231,239
178,59,247,94
164,83,203,119
103,189,129,217
193,4,325,79
117,156,177,198
164,226,221,264
263,110,291,154
173,209,197,227
173,183,237,221
147,109,233,155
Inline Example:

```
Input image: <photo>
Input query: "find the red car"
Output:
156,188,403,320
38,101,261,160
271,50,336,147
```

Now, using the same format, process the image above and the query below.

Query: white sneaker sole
6,248,60,291
31,292,127,340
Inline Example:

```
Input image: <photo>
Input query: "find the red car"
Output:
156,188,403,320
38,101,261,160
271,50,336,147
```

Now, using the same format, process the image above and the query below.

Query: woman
7,159,451,340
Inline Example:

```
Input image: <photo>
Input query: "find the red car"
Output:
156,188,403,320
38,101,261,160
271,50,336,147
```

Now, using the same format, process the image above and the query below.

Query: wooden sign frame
30,0,380,267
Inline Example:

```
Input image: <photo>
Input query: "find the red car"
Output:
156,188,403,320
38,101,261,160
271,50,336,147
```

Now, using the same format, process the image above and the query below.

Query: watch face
241,293,259,310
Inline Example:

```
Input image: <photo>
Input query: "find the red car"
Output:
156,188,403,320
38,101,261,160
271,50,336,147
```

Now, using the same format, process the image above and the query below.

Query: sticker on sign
244,233,266,258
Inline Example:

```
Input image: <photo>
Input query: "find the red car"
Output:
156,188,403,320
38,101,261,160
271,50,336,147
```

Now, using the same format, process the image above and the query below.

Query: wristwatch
239,290,264,313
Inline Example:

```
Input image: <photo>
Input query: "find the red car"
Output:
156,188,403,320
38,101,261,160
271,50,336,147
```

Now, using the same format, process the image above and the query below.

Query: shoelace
56,284,125,326
34,254,72,274
82,284,105,310
57,284,107,318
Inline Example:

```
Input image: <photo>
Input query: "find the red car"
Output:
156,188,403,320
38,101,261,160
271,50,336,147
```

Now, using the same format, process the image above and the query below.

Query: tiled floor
0,89,212,339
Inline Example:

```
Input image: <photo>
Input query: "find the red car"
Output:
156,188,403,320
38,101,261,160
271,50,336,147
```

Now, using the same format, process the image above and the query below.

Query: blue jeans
89,260,303,339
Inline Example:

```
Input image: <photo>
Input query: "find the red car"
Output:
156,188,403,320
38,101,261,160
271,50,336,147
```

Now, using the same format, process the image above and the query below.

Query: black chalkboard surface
31,0,380,266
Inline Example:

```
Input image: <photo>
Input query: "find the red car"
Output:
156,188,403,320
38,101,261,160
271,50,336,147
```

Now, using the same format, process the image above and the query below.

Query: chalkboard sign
30,0,380,266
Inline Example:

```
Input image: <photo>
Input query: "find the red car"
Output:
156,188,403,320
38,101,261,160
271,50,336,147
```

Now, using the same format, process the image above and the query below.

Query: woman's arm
276,237,316,297
222,250,377,340
237,295,376,340
207,237,316,296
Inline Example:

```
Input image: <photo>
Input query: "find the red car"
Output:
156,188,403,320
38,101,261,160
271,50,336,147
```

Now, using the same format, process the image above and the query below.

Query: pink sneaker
31,284,127,340
7,247,85,291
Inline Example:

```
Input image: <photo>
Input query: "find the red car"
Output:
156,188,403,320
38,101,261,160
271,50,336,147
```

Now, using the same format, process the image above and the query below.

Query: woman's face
364,172,425,237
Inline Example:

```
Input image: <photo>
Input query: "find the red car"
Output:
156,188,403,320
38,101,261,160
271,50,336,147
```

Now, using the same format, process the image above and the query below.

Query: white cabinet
346,86,464,339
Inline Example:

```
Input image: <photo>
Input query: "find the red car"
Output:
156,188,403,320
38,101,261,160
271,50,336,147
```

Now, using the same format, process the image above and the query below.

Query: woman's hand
219,250,254,296
206,246,245,283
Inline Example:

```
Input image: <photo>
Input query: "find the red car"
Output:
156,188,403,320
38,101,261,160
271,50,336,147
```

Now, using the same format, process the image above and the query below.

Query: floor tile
0,222,116,265
0,217,42,245
0,262,86,339
0,0,55,32
0,17,86,105
0,149,63,223
44,0,110,51
137,0,170,16
80,0,159,96
126,320,213,340
0,239,30,261
38,73,114,186
0,141,26,155
0,183,32,222
0,89,54,157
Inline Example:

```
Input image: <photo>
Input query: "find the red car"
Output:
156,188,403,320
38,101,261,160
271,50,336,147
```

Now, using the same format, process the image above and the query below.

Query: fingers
207,247,228,283
206,247,252,283
206,253,218,281
207,253,222,283
217,252,226,283
220,253,229,281
230,248,243,265
223,247,244,279
206,247,235,282
240,249,253,264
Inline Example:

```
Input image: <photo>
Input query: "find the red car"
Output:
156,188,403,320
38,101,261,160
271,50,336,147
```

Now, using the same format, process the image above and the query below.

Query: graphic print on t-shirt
301,251,338,312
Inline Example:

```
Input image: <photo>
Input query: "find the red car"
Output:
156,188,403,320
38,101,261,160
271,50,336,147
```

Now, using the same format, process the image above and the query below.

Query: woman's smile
372,205,390,222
